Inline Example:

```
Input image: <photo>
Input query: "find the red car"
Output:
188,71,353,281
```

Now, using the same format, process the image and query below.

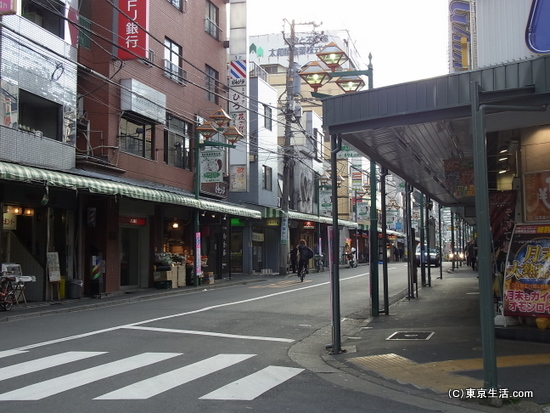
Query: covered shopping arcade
322,55,550,391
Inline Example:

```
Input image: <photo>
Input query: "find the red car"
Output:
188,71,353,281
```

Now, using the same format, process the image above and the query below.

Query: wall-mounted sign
2,212,16,230
303,221,314,230
526,0,550,54
524,170,550,221
117,0,149,60
0,0,17,15
119,216,147,226
266,218,279,226
229,164,247,192
120,79,166,124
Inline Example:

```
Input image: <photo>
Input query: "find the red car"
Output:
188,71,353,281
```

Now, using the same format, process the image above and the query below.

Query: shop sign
280,216,288,244
303,221,314,230
230,218,246,227
229,164,247,191
2,212,16,230
265,218,279,226
117,0,149,60
119,216,147,226
503,223,550,318
337,145,361,159
0,0,17,15
252,232,264,242
120,79,166,123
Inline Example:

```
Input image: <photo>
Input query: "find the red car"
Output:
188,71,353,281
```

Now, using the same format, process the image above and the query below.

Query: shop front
1,183,76,301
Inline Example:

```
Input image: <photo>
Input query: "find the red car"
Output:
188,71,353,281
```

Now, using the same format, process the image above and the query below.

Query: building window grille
205,1,220,39
205,65,219,103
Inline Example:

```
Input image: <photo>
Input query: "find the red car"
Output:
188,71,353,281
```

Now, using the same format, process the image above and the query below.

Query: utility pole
279,19,321,275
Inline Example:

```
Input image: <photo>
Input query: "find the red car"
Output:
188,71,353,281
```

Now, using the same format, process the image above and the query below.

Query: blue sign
526,0,550,54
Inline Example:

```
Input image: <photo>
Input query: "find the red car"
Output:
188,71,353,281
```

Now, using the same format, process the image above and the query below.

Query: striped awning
0,162,261,219
264,207,358,229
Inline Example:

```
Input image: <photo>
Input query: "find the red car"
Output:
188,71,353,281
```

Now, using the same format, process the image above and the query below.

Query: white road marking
11,273,367,352
0,352,180,401
199,366,304,400
0,350,27,359
0,351,106,381
95,354,255,400
124,325,294,343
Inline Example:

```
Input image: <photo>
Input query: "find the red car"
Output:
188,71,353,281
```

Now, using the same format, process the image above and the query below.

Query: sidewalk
324,264,550,412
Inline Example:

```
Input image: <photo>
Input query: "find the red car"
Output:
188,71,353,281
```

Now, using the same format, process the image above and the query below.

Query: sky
246,0,450,88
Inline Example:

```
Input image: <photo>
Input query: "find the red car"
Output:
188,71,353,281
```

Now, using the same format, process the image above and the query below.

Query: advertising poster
443,158,475,198
524,170,550,222
503,224,550,318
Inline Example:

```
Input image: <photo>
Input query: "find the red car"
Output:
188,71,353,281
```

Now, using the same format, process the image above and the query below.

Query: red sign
117,0,149,60
119,216,147,226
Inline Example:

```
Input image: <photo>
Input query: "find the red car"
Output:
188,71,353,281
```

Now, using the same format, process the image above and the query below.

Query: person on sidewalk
289,245,298,273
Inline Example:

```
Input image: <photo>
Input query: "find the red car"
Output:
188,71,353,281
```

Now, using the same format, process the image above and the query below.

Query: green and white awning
0,162,261,219
264,207,358,229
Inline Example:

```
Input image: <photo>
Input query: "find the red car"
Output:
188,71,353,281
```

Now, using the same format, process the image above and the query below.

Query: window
164,38,185,84
19,90,62,141
263,105,272,131
22,0,64,38
262,165,273,191
165,115,191,170
119,116,154,159
205,1,220,39
166,0,183,10
205,65,218,103
78,15,92,49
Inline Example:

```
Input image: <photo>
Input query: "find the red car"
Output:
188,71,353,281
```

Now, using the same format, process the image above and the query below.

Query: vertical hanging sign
117,0,149,60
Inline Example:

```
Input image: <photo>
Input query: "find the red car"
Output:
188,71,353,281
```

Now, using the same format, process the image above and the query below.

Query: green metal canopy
0,161,261,219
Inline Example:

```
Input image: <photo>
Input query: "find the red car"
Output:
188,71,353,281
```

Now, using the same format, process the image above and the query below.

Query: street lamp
300,42,374,354
193,109,243,286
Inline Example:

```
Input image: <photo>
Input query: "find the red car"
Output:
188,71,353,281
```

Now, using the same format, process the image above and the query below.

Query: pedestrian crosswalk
0,351,303,401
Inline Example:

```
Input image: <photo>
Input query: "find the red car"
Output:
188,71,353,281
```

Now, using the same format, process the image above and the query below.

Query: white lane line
0,350,27,359
0,351,106,381
124,325,294,343
199,366,304,400
11,273,366,352
0,352,180,401
95,354,255,400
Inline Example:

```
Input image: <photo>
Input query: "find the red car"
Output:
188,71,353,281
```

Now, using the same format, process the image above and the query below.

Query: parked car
415,245,441,267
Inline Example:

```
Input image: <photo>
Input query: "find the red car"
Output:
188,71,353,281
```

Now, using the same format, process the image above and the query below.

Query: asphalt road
0,263,478,413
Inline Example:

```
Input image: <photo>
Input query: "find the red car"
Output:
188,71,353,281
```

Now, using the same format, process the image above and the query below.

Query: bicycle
0,274,17,311
313,254,324,273
297,261,309,282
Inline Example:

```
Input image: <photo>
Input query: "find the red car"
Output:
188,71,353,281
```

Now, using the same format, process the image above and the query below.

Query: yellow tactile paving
249,279,311,288
347,353,550,394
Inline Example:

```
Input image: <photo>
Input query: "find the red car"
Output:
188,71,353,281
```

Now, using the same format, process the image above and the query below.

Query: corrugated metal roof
323,55,550,219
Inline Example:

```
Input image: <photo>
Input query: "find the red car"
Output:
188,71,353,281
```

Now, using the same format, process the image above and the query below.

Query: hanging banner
200,150,224,183
503,223,550,318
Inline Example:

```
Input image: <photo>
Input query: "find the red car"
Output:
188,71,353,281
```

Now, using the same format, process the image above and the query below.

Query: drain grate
386,331,434,341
